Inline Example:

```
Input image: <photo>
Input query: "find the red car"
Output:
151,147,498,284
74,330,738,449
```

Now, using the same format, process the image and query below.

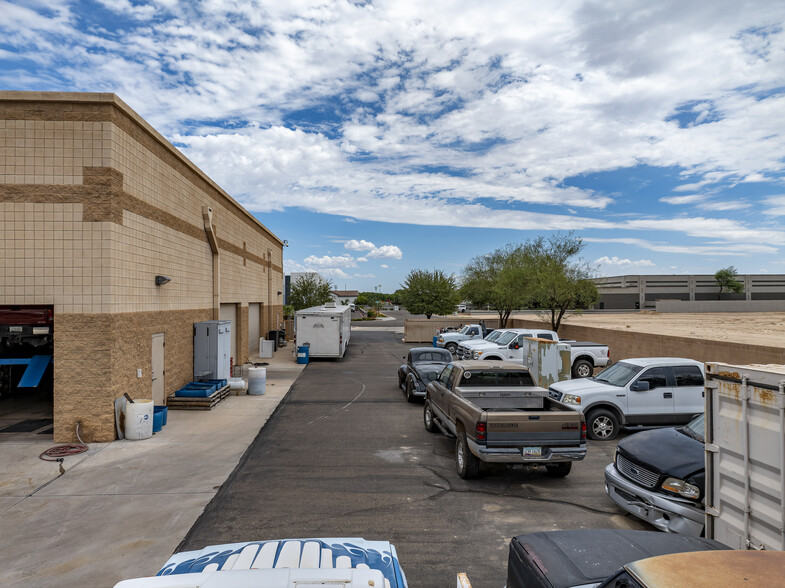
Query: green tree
461,244,536,327
714,266,744,299
289,273,334,311
529,234,599,332
399,269,460,319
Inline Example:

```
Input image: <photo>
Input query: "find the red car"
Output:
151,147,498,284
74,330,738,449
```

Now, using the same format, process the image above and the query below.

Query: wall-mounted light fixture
155,275,172,286
277,291,282,296
282,240,289,247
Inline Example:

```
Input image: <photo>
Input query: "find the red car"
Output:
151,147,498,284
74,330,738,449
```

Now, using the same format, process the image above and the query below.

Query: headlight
438,336,443,342
562,394,581,405
661,477,700,500
473,350,483,358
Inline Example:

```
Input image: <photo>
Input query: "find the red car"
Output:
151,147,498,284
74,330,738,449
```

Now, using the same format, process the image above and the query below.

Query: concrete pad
0,350,305,586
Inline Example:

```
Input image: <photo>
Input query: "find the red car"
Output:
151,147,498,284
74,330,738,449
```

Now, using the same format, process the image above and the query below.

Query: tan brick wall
54,309,211,442
0,92,285,441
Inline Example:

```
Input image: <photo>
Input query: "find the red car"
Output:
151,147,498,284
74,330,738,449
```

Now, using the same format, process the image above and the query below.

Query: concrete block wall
0,92,284,442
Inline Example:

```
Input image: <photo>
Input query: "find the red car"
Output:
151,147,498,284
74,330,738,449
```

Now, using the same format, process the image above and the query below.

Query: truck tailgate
486,411,583,446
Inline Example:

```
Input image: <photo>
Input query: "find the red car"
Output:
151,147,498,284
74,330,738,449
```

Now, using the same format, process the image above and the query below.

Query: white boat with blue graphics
114,538,408,588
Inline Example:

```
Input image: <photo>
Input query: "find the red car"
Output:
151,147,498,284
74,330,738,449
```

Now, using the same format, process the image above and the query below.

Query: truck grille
457,347,472,360
616,454,660,488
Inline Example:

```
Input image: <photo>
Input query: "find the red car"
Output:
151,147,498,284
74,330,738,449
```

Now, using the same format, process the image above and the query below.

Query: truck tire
456,432,480,479
572,359,593,378
545,462,572,477
423,402,438,433
405,378,416,403
446,342,458,354
586,409,620,440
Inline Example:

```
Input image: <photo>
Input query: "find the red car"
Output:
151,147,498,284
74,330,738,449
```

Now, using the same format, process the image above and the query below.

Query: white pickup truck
548,357,705,440
458,328,610,379
435,323,487,353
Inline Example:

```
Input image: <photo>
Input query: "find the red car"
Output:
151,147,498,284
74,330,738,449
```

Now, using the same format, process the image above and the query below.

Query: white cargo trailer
295,303,352,359
704,362,785,551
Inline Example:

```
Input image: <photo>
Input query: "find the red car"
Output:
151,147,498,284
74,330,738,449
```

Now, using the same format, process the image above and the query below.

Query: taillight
475,422,486,441
581,421,587,442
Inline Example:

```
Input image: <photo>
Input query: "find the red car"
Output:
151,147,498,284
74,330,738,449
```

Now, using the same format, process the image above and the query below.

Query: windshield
496,332,517,345
594,362,644,387
485,330,502,342
684,413,705,441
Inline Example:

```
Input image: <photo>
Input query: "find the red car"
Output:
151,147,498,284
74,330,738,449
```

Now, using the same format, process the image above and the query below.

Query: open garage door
0,305,54,437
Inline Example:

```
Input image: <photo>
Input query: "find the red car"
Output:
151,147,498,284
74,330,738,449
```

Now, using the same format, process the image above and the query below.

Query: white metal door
151,333,164,405
248,303,261,355
626,366,674,417
219,303,237,368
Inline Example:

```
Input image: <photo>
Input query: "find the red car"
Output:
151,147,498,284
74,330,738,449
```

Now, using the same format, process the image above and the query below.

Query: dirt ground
499,311,785,348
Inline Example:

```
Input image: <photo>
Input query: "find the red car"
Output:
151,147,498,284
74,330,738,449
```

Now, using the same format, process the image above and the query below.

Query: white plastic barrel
124,399,154,440
247,367,267,395
228,377,247,393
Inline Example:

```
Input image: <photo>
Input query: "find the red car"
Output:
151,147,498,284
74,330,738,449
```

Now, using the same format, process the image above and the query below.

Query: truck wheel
446,342,458,354
545,462,572,477
405,378,416,403
586,409,619,440
456,433,480,479
423,402,438,433
572,359,593,378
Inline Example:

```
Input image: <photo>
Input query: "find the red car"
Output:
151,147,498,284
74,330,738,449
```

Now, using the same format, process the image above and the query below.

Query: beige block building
0,91,284,442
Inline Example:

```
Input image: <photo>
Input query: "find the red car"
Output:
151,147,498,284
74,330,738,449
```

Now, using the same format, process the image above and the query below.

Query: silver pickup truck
424,361,586,479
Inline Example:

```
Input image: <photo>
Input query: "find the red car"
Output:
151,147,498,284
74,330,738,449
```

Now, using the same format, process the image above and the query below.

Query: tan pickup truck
424,360,587,479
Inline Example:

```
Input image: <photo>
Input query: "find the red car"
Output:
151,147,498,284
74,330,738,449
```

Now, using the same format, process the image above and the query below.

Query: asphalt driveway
180,328,644,587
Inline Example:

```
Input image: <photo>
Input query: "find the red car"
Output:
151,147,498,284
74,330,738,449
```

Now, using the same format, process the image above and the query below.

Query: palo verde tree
398,269,460,319
460,244,536,328
529,233,599,332
288,273,334,311
714,266,744,299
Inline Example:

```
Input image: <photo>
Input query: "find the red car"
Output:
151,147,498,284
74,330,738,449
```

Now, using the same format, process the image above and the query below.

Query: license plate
523,447,541,457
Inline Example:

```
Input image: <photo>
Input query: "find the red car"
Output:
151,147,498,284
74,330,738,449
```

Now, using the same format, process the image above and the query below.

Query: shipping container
704,362,785,550
295,303,352,359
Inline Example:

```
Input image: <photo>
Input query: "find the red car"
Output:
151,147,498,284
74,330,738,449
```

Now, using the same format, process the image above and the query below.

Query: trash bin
297,344,310,364
433,336,438,347
268,330,279,352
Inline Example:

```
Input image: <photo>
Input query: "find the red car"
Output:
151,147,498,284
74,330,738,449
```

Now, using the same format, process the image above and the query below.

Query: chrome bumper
468,440,586,463
604,463,704,536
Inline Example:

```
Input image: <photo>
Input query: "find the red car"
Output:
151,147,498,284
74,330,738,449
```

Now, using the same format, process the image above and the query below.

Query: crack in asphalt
418,464,618,515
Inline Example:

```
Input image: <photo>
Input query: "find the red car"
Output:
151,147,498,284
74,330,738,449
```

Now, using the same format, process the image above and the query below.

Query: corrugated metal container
523,338,571,388
704,363,785,550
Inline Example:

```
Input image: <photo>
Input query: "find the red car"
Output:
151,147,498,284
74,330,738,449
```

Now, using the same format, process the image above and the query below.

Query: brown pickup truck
423,360,586,478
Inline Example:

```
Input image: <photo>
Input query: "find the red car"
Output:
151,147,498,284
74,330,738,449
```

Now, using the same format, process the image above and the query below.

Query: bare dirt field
509,311,785,348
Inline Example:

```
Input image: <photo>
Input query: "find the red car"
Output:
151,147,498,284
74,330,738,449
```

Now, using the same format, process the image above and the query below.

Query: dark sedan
397,347,452,402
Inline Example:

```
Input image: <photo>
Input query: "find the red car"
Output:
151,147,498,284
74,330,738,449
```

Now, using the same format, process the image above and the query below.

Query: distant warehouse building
593,274,785,311
0,92,284,442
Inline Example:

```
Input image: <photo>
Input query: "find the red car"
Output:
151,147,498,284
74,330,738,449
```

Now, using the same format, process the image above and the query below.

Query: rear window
413,350,451,363
459,370,534,387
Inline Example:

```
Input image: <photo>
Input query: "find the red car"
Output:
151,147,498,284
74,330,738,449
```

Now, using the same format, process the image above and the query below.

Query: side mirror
632,380,650,392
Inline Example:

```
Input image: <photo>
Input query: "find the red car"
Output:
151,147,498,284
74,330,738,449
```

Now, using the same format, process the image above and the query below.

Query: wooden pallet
167,385,230,410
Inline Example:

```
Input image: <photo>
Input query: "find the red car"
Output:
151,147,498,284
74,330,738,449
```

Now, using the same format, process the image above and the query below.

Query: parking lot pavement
180,329,647,587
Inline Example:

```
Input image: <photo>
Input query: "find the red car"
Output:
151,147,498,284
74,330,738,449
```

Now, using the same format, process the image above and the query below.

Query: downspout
203,207,220,320
267,249,273,333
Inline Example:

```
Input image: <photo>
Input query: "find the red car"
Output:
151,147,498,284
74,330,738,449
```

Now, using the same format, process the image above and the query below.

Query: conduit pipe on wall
203,207,220,320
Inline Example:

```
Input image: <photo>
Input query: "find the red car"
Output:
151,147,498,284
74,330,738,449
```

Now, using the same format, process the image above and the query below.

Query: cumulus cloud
595,256,655,267
380,264,389,269
367,245,403,259
3,0,784,262
344,239,376,251
302,254,357,268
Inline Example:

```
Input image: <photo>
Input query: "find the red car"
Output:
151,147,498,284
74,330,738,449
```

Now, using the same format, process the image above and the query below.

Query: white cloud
660,194,707,205
356,257,368,262
353,273,376,278
595,256,655,267
344,239,376,251
764,195,785,216
302,254,357,268
367,245,403,259
380,264,389,269
319,268,352,280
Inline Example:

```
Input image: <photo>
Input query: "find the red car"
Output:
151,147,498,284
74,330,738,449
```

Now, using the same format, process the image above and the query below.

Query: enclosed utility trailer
295,303,351,359
704,362,785,551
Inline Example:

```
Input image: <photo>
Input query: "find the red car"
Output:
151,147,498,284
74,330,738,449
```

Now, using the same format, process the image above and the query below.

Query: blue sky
3,1,785,292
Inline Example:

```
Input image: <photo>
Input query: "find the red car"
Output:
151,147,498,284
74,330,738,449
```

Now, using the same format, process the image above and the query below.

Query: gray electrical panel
194,320,232,380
